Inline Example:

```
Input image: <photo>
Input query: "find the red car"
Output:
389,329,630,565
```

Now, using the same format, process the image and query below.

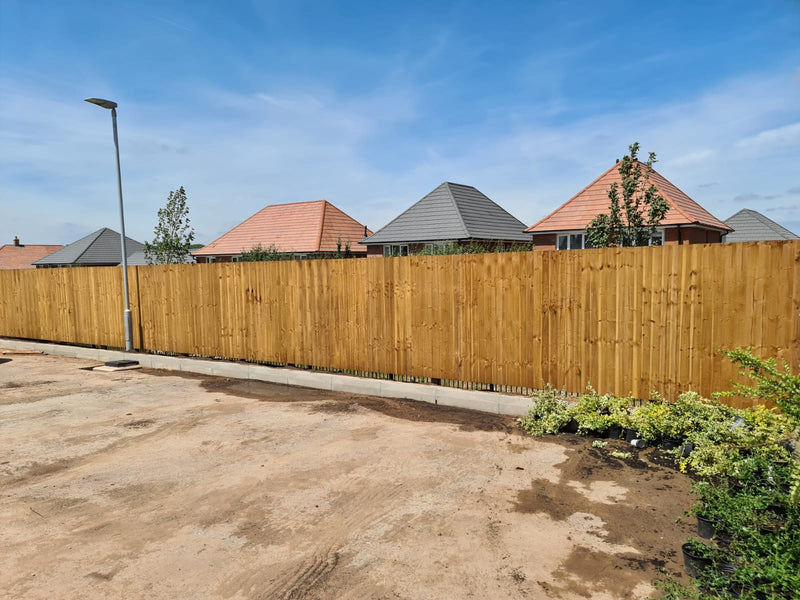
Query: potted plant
681,538,714,578
517,388,575,436
691,480,766,547
628,400,670,444
572,389,630,437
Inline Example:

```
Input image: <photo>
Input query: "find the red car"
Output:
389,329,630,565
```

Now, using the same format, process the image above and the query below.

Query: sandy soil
0,354,693,599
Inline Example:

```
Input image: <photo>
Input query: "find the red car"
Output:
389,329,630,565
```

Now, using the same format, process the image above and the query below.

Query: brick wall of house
664,227,723,245
532,228,722,250
194,255,234,263
531,234,557,251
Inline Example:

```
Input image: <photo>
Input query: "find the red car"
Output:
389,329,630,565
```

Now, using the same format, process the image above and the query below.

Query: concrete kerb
496,395,533,416
247,364,289,385
435,387,499,414
331,375,382,396
379,380,438,404
0,338,531,418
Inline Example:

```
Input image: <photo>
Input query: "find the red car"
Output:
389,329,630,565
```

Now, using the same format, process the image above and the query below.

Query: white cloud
735,121,800,152
1,68,799,247
663,149,714,168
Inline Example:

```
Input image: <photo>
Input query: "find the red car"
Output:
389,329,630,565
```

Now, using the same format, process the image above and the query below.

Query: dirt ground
0,353,694,600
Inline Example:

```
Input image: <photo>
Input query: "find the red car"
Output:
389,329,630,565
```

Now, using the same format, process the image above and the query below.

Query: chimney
363,225,368,238
13,236,20,246
615,159,619,164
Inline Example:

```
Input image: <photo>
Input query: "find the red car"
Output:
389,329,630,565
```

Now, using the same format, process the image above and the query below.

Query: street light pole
85,97,133,351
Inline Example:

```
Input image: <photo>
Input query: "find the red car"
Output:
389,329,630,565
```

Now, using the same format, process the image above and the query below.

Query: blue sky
1,0,799,247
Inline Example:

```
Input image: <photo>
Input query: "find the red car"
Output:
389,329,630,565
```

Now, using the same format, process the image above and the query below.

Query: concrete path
0,337,531,417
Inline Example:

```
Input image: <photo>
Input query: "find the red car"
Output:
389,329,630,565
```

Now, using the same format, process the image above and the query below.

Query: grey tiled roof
723,209,799,243
362,182,532,245
125,250,149,266
34,228,145,266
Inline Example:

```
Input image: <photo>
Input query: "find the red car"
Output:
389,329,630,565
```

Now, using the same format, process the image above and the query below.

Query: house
0,237,63,269
525,162,733,250
33,228,144,268
191,200,371,263
360,182,532,257
124,249,194,265
722,209,799,243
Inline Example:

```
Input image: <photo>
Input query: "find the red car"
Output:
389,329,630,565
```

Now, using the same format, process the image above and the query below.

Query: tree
585,142,671,248
331,236,351,259
144,186,195,265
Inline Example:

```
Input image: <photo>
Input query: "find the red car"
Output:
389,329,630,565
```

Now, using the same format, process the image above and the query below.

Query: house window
383,244,409,257
207,256,216,263
557,232,665,249
557,234,592,250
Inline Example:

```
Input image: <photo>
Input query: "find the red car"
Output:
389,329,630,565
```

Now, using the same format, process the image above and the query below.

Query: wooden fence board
1,241,798,405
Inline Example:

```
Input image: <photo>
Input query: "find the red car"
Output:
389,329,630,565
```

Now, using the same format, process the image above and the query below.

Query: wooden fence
1,241,798,404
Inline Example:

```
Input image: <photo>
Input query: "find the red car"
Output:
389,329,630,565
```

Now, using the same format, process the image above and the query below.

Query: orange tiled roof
525,162,733,233
0,243,63,269
193,200,372,256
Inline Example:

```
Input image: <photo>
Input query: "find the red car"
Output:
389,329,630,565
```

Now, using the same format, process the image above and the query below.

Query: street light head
85,97,118,110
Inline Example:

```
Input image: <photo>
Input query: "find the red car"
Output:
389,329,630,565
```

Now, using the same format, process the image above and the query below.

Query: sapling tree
332,236,351,259
586,142,671,248
144,186,195,264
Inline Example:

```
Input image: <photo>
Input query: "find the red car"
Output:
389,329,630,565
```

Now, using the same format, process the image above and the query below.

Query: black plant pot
624,429,640,442
679,442,694,457
682,543,713,578
697,515,715,539
562,419,579,434
661,437,682,451
717,559,739,577
606,425,623,439
768,502,787,517
714,530,734,548
759,519,785,535
727,477,745,493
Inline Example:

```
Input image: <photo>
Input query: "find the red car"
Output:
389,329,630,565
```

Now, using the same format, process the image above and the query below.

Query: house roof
192,200,371,256
124,250,195,265
0,240,64,269
723,209,799,242
33,228,144,266
525,162,733,234
361,182,532,245
125,250,149,266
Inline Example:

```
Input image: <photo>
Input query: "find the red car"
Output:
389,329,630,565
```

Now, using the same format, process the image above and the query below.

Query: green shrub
717,349,800,506
415,240,531,255
571,387,630,435
517,387,574,436
239,243,289,262
718,348,800,422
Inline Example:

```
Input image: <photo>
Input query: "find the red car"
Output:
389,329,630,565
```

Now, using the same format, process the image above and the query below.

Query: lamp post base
123,309,133,352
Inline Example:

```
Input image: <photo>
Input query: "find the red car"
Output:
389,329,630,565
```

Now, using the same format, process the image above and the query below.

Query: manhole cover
104,360,140,368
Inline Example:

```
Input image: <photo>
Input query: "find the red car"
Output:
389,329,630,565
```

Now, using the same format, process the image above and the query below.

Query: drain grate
104,360,140,368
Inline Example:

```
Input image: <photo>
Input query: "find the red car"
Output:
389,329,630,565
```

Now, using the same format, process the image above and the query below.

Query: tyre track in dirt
1,355,694,600
224,472,412,599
